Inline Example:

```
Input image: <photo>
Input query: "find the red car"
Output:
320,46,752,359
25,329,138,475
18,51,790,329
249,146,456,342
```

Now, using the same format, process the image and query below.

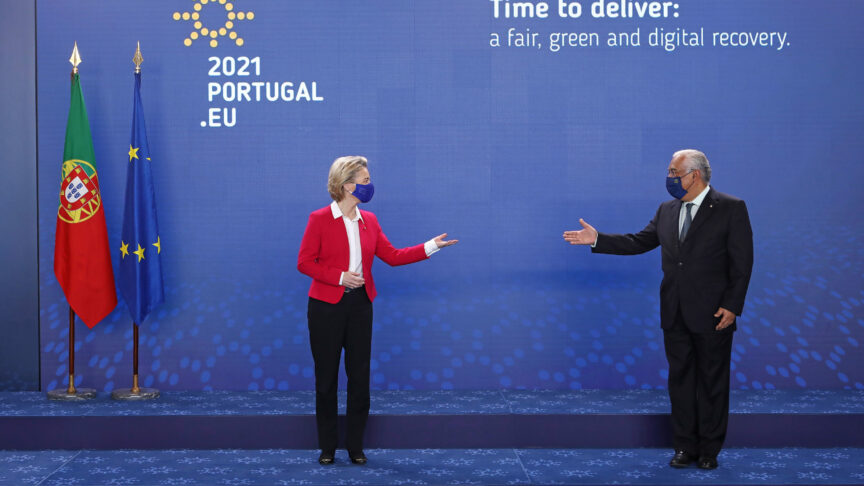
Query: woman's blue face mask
351,182,375,203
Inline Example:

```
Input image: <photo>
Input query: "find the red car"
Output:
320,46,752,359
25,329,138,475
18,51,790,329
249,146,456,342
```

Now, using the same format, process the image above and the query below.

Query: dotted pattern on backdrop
35,221,863,393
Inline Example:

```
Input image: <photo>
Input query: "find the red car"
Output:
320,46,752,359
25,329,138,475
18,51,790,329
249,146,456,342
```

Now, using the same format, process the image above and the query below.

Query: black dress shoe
669,450,697,468
698,456,718,470
318,451,335,465
348,450,367,465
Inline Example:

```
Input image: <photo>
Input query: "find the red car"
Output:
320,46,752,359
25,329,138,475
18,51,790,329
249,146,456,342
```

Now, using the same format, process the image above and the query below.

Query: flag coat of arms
54,72,117,328
118,71,164,323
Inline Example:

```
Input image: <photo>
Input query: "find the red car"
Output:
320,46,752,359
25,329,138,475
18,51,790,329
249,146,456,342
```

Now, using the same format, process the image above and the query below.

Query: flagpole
132,322,139,393
68,306,75,394
46,305,96,400
47,42,98,402
112,42,159,401
112,320,157,399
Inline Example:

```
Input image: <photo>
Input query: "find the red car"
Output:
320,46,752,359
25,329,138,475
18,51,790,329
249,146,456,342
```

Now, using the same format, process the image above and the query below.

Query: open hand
433,233,459,248
563,219,598,245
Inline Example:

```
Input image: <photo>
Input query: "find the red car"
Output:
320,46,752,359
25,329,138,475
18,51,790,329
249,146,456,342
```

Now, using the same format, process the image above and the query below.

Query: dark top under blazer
592,188,754,333
297,205,428,304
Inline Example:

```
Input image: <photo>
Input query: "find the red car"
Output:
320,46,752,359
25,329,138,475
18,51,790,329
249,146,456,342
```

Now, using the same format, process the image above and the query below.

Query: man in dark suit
564,149,753,470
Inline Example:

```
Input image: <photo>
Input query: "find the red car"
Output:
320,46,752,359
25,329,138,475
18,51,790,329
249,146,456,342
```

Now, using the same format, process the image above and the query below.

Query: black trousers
663,308,734,458
307,290,373,453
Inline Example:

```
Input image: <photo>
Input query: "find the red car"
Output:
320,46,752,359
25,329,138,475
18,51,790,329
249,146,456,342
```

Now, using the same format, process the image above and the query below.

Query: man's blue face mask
666,170,694,199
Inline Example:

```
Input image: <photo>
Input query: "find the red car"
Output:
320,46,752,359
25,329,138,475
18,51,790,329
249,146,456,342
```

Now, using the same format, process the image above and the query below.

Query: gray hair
673,149,712,183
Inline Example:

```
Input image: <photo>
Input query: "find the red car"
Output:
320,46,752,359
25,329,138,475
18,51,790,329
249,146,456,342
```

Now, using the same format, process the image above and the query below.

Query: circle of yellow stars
172,0,254,48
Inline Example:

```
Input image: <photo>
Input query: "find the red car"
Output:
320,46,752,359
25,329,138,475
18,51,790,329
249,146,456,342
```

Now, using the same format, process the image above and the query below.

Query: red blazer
297,204,428,304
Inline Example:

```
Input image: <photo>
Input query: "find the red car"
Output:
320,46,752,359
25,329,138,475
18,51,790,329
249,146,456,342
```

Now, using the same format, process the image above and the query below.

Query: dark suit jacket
592,188,753,333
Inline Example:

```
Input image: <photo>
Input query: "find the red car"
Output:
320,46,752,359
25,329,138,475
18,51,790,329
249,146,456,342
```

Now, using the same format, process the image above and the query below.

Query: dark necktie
680,203,694,242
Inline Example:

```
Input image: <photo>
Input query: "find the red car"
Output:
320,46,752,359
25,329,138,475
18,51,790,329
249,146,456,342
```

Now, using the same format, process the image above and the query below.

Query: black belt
344,285,365,294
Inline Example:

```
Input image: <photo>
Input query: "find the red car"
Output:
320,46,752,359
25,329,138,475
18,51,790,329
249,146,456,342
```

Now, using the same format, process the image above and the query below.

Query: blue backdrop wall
35,0,863,392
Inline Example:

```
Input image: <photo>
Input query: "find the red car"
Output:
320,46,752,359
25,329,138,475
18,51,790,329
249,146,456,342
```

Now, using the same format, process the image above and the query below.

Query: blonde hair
328,156,368,201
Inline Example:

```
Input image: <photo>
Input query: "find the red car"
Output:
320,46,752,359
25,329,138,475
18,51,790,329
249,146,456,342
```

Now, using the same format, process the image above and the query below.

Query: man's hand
563,219,599,245
342,272,365,289
714,307,736,330
432,233,459,248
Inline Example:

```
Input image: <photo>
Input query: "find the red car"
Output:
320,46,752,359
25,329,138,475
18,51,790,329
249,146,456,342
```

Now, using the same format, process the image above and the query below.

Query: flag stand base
48,310,96,401
46,388,97,401
111,388,159,401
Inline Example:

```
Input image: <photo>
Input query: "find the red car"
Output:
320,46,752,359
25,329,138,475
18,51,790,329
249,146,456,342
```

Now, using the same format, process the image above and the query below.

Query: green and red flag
53,72,117,328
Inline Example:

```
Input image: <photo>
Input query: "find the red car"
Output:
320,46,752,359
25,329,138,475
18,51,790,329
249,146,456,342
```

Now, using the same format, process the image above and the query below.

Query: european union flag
118,71,164,324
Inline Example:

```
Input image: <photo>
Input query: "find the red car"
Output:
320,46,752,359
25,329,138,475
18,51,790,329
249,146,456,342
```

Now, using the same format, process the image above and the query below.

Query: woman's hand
433,233,459,248
342,272,365,289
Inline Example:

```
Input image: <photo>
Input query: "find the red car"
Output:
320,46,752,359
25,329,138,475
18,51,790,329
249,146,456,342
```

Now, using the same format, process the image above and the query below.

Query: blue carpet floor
1,448,862,485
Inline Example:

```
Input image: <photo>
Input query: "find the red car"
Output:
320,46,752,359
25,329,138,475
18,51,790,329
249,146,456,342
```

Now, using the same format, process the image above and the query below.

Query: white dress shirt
331,201,439,286
679,185,711,236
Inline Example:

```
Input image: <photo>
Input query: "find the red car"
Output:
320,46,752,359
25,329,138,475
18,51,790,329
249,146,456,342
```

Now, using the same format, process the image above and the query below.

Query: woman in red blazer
297,156,457,465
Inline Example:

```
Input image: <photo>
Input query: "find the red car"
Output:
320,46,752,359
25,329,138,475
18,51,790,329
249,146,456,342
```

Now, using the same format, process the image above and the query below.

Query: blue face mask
666,177,687,199
351,182,375,203
666,171,693,199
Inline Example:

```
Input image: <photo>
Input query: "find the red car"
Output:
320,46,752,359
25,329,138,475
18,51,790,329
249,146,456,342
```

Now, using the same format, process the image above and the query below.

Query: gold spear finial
69,41,82,74
133,41,143,73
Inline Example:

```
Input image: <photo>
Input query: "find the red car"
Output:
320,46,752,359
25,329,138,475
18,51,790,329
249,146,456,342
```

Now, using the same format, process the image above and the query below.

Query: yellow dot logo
172,0,253,48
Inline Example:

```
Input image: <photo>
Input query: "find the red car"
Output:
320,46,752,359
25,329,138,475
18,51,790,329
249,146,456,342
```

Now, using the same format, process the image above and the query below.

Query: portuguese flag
53,72,117,328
